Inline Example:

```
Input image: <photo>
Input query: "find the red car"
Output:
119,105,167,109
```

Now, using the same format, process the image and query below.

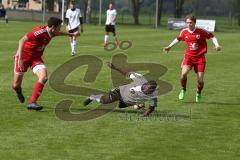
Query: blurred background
0,0,240,30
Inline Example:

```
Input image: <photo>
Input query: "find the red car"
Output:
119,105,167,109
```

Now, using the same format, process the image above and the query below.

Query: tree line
43,0,240,26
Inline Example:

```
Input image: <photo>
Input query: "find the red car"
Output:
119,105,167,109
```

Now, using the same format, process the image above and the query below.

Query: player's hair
185,15,196,23
146,80,157,89
109,2,114,6
47,17,62,28
70,0,76,5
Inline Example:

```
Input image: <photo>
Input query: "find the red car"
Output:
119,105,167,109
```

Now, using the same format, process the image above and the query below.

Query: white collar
187,27,196,34
45,27,52,38
130,86,142,92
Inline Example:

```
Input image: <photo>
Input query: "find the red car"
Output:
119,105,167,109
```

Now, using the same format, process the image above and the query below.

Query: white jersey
105,9,117,25
119,72,158,106
65,8,82,30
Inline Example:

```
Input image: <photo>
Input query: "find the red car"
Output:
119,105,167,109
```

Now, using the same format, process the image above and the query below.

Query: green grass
0,21,240,160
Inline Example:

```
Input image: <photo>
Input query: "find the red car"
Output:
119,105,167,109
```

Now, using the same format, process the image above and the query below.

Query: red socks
197,82,204,94
13,86,22,94
29,82,44,104
180,76,187,91
180,75,204,94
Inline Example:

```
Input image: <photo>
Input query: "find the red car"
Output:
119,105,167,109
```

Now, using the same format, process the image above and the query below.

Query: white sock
89,94,103,103
104,35,109,44
70,42,74,53
72,40,77,53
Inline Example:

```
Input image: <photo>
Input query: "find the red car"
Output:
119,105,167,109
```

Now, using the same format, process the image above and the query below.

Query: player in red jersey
163,15,221,102
12,17,80,110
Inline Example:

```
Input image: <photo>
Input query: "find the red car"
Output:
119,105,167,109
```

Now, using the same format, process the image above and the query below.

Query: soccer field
0,21,240,160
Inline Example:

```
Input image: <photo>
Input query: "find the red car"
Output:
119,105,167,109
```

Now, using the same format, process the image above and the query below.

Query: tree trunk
174,0,184,18
157,0,163,25
66,0,70,11
174,0,177,18
132,1,139,24
131,0,144,25
178,0,184,17
83,0,87,23
238,15,240,26
47,0,54,12
237,0,240,26
85,0,91,24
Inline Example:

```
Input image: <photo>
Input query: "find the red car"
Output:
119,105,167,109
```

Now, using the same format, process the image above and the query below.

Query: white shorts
32,64,47,74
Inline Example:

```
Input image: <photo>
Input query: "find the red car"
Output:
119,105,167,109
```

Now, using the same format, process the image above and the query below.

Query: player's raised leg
179,65,191,100
196,72,204,103
84,88,120,106
27,65,48,110
84,93,120,106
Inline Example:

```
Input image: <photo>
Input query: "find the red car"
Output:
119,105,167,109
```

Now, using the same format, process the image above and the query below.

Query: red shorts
14,55,44,74
181,55,206,73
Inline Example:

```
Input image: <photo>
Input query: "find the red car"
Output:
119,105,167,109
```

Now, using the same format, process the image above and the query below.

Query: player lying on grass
83,62,158,117
163,15,221,103
12,17,80,111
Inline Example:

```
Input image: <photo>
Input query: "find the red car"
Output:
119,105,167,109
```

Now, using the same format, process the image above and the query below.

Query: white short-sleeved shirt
65,8,82,30
119,72,158,106
105,9,117,25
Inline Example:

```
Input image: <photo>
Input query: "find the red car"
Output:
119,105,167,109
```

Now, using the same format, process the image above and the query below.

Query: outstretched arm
163,38,179,54
106,62,128,76
143,98,158,117
143,106,155,117
211,37,221,51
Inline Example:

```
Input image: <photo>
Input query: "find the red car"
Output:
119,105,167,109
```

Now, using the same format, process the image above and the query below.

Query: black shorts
110,88,129,108
100,88,128,108
105,25,116,33
68,27,79,33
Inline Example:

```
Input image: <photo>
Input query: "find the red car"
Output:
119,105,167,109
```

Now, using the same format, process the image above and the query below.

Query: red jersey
23,26,52,58
177,28,214,57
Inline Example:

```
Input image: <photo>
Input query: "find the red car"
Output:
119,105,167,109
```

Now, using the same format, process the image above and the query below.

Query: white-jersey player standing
65,0,83,56
104,3,119,47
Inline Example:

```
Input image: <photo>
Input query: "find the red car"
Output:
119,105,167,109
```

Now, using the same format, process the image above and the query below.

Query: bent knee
197,79,204,84
39,76,48,83
12,83,21,90
181,73,188,78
